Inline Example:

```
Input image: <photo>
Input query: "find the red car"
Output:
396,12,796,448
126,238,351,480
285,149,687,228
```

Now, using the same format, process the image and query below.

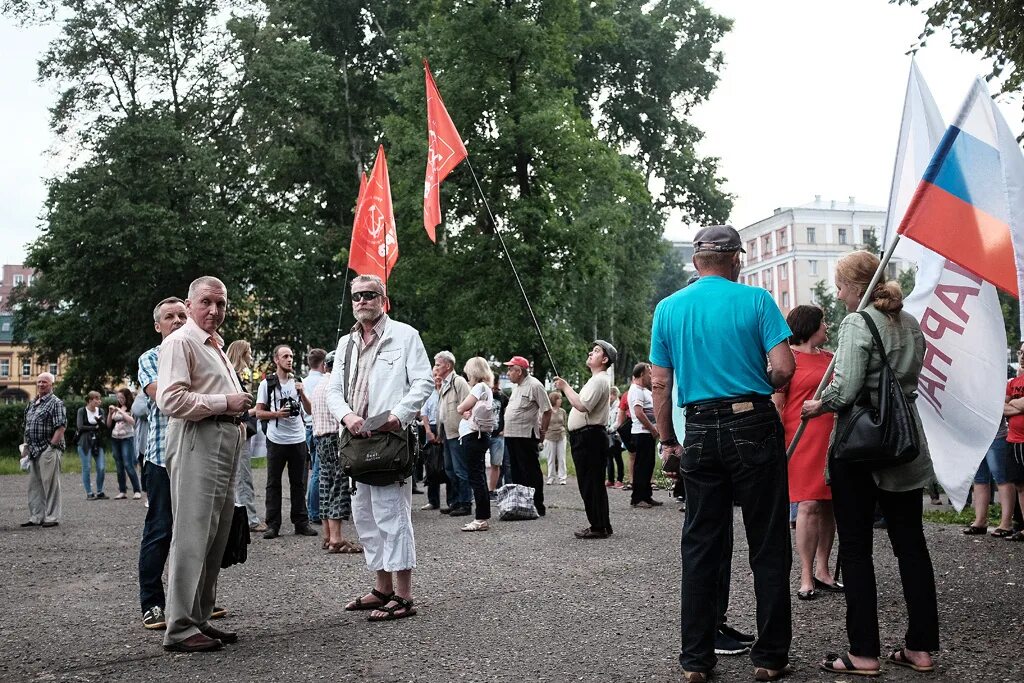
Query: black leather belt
202,414,244,425
684,395,771,417
569,425,605,435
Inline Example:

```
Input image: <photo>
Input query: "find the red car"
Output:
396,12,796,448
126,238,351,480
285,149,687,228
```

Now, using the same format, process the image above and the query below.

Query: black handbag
220,506,251,569
338,429,414,487
831,311,920,470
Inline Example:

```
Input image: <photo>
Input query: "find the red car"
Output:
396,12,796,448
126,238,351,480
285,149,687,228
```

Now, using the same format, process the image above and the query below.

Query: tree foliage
6,0,732,390
894,0,1024,130
810,279,849,351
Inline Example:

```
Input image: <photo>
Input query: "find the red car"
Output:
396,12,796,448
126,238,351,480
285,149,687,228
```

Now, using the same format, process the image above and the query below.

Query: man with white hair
21,372,66,528
434,350,472,515
328,274,432,621
157,276,254,652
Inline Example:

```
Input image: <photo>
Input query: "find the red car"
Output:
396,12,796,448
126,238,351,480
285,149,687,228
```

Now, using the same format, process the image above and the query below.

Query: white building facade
738,196,894,315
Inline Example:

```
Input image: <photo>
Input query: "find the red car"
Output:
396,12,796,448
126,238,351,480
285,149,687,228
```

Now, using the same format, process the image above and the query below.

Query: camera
279,396,301,418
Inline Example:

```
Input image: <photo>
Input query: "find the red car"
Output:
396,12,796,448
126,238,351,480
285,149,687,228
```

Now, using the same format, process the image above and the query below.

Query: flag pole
463,158,559,377
786,234,903,457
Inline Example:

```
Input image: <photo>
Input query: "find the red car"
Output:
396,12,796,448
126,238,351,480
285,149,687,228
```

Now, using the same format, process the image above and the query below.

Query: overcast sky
1,0,1021,264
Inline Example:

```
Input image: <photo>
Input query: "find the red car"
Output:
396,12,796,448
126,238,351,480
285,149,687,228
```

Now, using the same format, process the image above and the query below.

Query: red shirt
1006,376,1024,443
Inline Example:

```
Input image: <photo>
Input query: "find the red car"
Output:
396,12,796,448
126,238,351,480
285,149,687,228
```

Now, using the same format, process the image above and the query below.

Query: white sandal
461,519,489,532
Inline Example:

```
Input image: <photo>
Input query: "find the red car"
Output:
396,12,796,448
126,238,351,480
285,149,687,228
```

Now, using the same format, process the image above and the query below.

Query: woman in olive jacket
802,250,938,677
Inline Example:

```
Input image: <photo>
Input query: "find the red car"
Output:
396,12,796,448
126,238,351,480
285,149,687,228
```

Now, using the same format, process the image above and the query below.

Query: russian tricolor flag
898,79,1024,308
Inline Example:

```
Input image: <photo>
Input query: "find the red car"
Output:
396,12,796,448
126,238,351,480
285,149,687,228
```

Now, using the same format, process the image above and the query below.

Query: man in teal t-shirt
650,225,795,682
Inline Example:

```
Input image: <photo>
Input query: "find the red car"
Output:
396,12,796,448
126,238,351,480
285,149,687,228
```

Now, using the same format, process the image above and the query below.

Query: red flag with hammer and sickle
423,61,468,242
348,146,398,281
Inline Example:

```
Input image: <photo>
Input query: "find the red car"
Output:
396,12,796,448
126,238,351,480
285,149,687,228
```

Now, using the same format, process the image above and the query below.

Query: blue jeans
138,462,172,611
111,437,141,494
974,436,1009,484
444,436,472,506
307,433,321,521
78,444,106,495
680,401,791,673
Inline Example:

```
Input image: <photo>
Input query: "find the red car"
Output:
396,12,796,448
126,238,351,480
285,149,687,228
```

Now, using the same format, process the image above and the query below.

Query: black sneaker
449,506,472,517
295,525,318,536
718,623,755,645
87,493,96,500
439,507,452,515
96,492,108,499
646,499,664,507
714,628,750,656
142,605,166,630
263,528,280,540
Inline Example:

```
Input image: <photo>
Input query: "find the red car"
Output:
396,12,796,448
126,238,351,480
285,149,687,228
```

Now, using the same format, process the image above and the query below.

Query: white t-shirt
628,384,656,434
459,383,494,438
257,377,306,445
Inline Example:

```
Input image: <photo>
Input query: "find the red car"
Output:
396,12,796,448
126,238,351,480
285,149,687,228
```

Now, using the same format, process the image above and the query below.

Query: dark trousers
462,432,492,521
830,458,940,657
265,439,309,531
631,433,656,505
138,461,172,612
571,426,612,532
606,438,625,483
680,403,791,673
507,436,545,515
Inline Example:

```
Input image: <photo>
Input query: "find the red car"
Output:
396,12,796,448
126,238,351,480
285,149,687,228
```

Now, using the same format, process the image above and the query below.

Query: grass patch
923,506,1002,526
0,451,267,475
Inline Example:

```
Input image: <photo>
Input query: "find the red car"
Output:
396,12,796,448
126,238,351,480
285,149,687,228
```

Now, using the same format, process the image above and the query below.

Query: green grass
0,451,267,475
923,505,1002,526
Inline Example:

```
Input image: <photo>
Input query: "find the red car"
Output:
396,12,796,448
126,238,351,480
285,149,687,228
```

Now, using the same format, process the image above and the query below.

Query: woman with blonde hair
456,357,496,532
225,339,266,532
802,250,938,676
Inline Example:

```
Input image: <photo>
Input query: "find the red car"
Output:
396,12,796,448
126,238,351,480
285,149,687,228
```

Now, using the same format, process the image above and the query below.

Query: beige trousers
163,420,242,645
27,445,62,524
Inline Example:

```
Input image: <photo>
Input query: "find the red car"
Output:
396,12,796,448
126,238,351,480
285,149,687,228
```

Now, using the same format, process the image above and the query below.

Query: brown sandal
367,595,417,622
344,588,393,611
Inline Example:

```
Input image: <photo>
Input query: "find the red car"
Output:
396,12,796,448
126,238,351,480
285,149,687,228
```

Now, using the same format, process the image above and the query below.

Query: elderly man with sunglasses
327,274,433,622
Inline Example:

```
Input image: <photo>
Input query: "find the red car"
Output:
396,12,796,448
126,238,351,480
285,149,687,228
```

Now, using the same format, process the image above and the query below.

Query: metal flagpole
785,234,903,458
463,158,559,377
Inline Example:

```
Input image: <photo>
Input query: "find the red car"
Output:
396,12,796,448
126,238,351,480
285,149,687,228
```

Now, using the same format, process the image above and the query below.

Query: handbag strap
857,310,902,383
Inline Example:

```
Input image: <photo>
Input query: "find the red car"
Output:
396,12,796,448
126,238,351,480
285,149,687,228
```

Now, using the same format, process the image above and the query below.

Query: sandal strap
370,588,394,603
390,595,414,609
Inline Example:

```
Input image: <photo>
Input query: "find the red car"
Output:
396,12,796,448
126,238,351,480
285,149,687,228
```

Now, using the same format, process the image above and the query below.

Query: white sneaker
545,479,554,485
114,493,127,500
420,503,438,511
133,492,142,500
461,519,489,532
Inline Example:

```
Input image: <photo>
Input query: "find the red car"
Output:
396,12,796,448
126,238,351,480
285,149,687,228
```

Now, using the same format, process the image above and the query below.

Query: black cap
592,339,617,366
693,225,745,253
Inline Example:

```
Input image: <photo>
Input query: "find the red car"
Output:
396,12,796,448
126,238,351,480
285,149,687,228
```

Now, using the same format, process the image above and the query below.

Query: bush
0,397,121,450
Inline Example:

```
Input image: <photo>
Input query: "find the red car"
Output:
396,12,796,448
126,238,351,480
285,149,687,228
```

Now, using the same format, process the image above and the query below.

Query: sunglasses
351,291,383,302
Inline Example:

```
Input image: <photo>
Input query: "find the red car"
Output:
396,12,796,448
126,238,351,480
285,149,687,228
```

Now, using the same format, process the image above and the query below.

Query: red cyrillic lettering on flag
921,341,952,383
920,307,965,339
918,372,946,412
349,146,398,282
944,260,984,285
933,284,979,324
423,60,468,242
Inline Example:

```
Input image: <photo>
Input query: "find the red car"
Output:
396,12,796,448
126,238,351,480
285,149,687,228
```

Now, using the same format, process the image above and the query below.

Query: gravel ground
0,469,1021,682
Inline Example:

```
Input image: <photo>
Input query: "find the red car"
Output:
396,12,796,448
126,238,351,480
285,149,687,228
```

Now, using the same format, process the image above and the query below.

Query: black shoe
439,507,452,515
411,487,424,494
714,628,751,655
295,525,319,536
646,499,663,506
797,589,817,601
198,623,238,644
95,492,108,499
263,528,280,540
536,506,546,517
718,623,755,645
41,521,59,528
813,578,844,593
449,506,472,517
573,527,609,539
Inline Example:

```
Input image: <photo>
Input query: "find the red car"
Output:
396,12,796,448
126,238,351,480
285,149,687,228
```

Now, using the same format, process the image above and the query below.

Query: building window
0,359,9,378
747,240,757,258
863,228,875,244
762,235,772,256
48,362,58,376
22,360,31,376
1,321,9,333
779,263,788,281
762,268,773,290
749,273,759,287
838,227,848,245
782,292,790,308
809,259,818,276
807,227,816,244
13,274,24,285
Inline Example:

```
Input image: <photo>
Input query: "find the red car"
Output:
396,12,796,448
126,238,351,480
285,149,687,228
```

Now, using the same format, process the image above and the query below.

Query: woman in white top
106,387,141,499
456,357,495,532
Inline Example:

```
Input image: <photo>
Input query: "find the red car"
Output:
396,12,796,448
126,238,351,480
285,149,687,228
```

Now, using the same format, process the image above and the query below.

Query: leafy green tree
894,0,1023,131
810,279,849,350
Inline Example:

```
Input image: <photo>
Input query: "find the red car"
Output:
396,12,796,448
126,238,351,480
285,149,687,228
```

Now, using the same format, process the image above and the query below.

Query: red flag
423,60,468,242
348,146,398,282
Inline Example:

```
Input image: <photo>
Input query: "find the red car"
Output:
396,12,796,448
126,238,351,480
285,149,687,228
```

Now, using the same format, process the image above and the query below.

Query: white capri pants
351,477,416,572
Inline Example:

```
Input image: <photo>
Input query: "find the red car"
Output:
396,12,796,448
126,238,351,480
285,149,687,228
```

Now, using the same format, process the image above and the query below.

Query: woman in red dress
772,305,841,600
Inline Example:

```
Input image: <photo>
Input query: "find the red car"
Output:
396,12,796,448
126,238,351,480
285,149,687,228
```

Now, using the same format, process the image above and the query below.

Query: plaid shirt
24,392,66,459
138,346,168,467
348,315,388,419
311,371,339,437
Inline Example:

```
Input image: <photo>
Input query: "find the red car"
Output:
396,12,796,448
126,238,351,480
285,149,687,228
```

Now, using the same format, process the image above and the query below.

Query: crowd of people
20,223,1020,678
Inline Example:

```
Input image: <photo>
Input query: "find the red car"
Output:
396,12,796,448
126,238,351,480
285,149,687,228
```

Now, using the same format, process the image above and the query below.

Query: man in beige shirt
157,276,253,653
435,351,471,515
555,340,616,539
502,356,552,516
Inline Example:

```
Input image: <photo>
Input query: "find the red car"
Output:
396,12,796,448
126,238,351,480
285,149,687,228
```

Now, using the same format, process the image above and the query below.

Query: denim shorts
974,437,1009,485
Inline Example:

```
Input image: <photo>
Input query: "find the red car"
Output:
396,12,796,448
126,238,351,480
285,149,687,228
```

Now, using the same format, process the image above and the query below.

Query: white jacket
326,316,433,431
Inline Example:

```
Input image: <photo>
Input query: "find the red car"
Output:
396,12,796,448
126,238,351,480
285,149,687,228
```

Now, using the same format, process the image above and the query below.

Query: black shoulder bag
831,311,920,470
